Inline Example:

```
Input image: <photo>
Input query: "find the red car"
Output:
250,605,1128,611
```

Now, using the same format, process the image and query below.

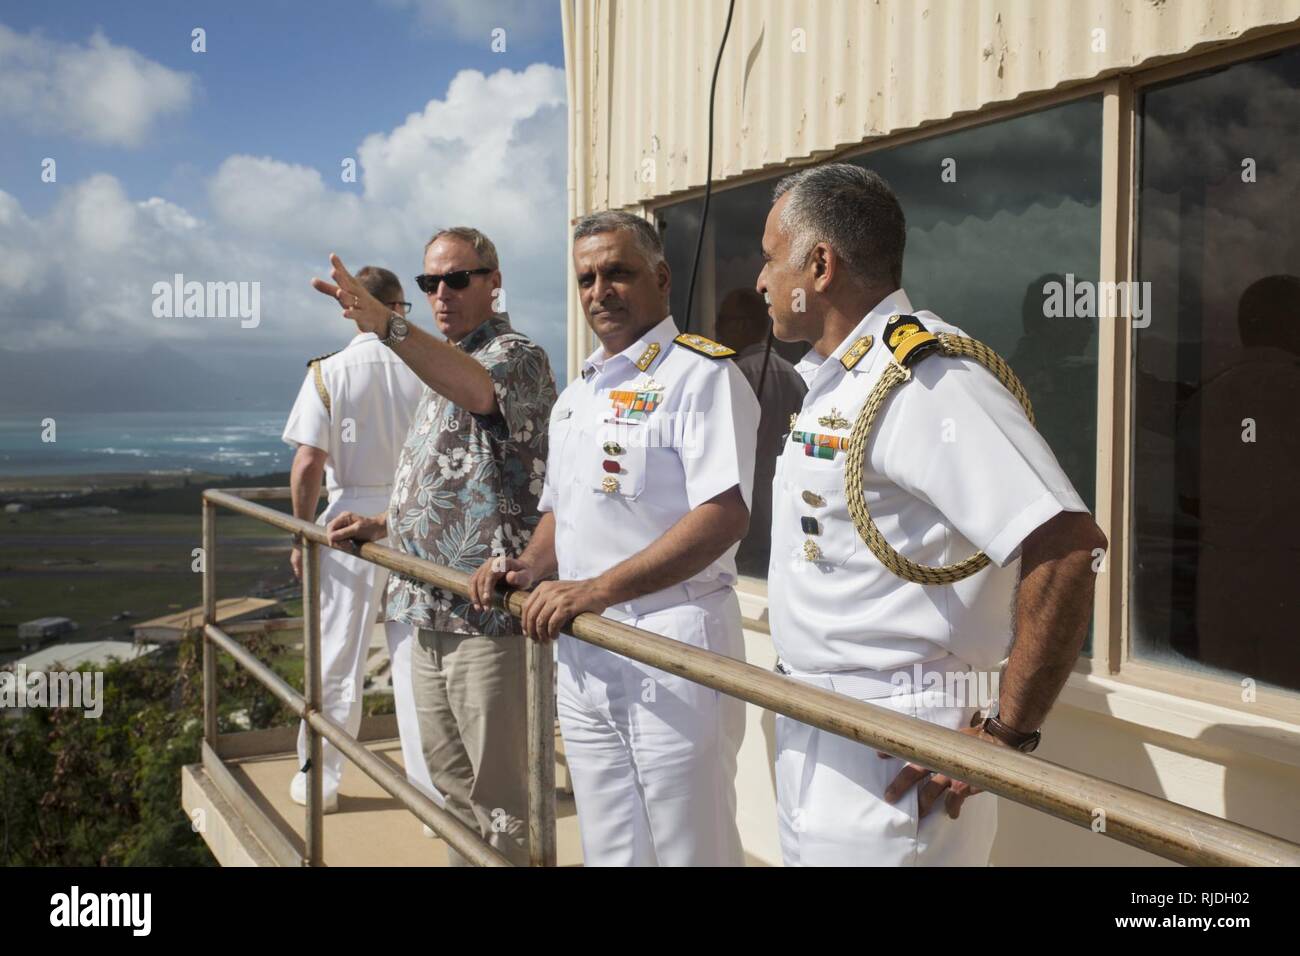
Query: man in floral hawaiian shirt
315,227,556,865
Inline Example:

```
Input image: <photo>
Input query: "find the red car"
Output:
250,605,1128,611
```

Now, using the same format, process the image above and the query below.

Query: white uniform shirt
281,333,425,499
539,315,760,619
769,290,1089,674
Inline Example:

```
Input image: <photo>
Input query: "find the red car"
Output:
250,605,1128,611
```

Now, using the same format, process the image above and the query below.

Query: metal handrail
200,487,1300,867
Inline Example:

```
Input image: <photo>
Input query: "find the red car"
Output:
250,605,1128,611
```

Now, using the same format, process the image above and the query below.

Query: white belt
603,579,731,622
775,654,968,702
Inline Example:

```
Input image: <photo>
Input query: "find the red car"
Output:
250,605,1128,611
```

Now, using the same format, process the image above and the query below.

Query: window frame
636,27,1300,724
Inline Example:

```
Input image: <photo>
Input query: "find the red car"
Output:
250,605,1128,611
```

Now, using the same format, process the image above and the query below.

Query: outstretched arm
311,253,497,414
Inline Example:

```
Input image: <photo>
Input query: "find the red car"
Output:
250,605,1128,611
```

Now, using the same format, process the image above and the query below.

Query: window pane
657,97,1102,598
1132,46,1300,693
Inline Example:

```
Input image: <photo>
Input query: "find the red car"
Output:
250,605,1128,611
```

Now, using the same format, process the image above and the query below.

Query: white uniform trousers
557,586,746,867
383,621,442,805
294,490,434,804
775,661,998,866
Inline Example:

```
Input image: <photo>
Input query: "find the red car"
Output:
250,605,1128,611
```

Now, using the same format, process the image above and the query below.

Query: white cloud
0,24,195,147
381,0,551,43
0,64,570,379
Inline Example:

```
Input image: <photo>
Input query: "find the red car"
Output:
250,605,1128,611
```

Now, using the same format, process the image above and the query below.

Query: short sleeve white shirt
281,333,425,496
541,315,760,616
768,290,1089,674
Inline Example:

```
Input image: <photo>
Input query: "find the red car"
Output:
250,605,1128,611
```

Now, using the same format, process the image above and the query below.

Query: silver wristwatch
381,312,410,349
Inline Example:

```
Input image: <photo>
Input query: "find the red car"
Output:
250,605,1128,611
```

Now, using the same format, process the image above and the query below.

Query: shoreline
0,469,288,501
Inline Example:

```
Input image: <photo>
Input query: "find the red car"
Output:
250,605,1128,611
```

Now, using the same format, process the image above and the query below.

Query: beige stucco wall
565,1,1300,864
569,0,1300,213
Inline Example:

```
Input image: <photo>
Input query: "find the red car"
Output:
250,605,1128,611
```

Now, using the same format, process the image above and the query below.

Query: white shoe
289,772,339,813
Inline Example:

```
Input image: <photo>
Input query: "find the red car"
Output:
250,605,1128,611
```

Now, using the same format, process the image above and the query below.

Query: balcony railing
199,487,1300,867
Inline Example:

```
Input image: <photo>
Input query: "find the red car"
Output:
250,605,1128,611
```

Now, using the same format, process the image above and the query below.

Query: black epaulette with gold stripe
305,349,340,368
673,333,736,359
882,314,940,368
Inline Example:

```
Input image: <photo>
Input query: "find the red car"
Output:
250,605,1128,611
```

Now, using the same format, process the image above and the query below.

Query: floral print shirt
385,314,557,635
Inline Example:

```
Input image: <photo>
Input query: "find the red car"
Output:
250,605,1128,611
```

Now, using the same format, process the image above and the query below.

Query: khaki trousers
411,628,529,866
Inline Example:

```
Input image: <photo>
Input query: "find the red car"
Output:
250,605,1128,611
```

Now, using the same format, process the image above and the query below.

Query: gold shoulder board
673,333,736,359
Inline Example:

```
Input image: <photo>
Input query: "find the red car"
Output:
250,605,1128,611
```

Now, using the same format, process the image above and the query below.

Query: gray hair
573,210,665,270
425,226,499,271
772,164,906,288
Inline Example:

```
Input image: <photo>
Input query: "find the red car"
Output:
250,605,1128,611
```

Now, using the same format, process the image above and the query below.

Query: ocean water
0,411,292,477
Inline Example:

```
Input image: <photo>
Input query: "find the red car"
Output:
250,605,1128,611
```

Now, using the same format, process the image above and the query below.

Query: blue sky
2,0,564,218
0,0,570,405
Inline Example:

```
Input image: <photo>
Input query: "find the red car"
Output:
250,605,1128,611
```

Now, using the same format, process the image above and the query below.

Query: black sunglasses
415,268,492,293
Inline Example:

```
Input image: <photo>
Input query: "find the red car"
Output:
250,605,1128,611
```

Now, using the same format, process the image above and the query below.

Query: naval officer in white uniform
757,165,1107,866
282,266,436,812
470,211,760,866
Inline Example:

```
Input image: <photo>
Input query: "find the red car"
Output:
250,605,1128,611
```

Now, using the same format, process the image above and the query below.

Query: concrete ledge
182,763,277,867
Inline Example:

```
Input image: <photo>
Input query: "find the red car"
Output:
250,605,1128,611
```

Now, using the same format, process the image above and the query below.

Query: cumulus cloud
381,0,551,44
0,24,195,147
0,63,570,380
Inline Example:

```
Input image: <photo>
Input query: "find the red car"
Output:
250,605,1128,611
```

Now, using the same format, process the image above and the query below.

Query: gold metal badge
817,407,850,430
801,489,825,507
601,475,621,494
635,343,662,371
802,539,823,562
603,441,625,455
887,318,922,349
840,334,874,371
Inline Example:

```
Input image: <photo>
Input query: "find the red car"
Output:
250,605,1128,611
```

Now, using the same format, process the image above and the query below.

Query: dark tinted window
657,96,1103,584
1132,46,1300,692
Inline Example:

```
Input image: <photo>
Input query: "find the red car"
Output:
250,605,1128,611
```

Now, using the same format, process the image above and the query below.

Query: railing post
202,499,218,747
303,538,324,867
526,637,557,866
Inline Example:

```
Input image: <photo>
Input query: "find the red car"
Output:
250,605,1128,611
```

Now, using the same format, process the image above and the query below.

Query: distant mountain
0,345,301,412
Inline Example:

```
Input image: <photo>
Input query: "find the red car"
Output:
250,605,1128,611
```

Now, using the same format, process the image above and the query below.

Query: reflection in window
1133,46,1300,693
656,96,1102,595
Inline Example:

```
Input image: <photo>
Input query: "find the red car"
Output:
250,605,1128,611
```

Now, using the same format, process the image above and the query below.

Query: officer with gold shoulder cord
758,164,1107,866
469,210,760,866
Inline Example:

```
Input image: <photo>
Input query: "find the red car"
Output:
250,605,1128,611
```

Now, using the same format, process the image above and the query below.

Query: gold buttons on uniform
601,475,621,494
801,489,825,507
603,441,624,455
802,539,823,562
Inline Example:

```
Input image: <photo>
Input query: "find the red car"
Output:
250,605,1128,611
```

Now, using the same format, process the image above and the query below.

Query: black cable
683,0,736,335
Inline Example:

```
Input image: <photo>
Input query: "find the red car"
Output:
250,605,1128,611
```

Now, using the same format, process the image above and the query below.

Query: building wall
571,0,1300,214
565,0,1300,866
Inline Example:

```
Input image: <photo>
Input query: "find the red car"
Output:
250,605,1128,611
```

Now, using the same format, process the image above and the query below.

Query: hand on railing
878,720,1006,821
470,557,610,643
325,511,386,554
470,555,536,612
519,579,612,644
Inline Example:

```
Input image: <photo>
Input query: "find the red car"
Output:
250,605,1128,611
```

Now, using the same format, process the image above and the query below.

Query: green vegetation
1,471,299,648
0,471,395,864
0,630,305,865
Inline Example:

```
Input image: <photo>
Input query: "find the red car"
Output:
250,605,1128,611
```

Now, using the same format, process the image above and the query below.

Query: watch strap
981,714,1041,752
